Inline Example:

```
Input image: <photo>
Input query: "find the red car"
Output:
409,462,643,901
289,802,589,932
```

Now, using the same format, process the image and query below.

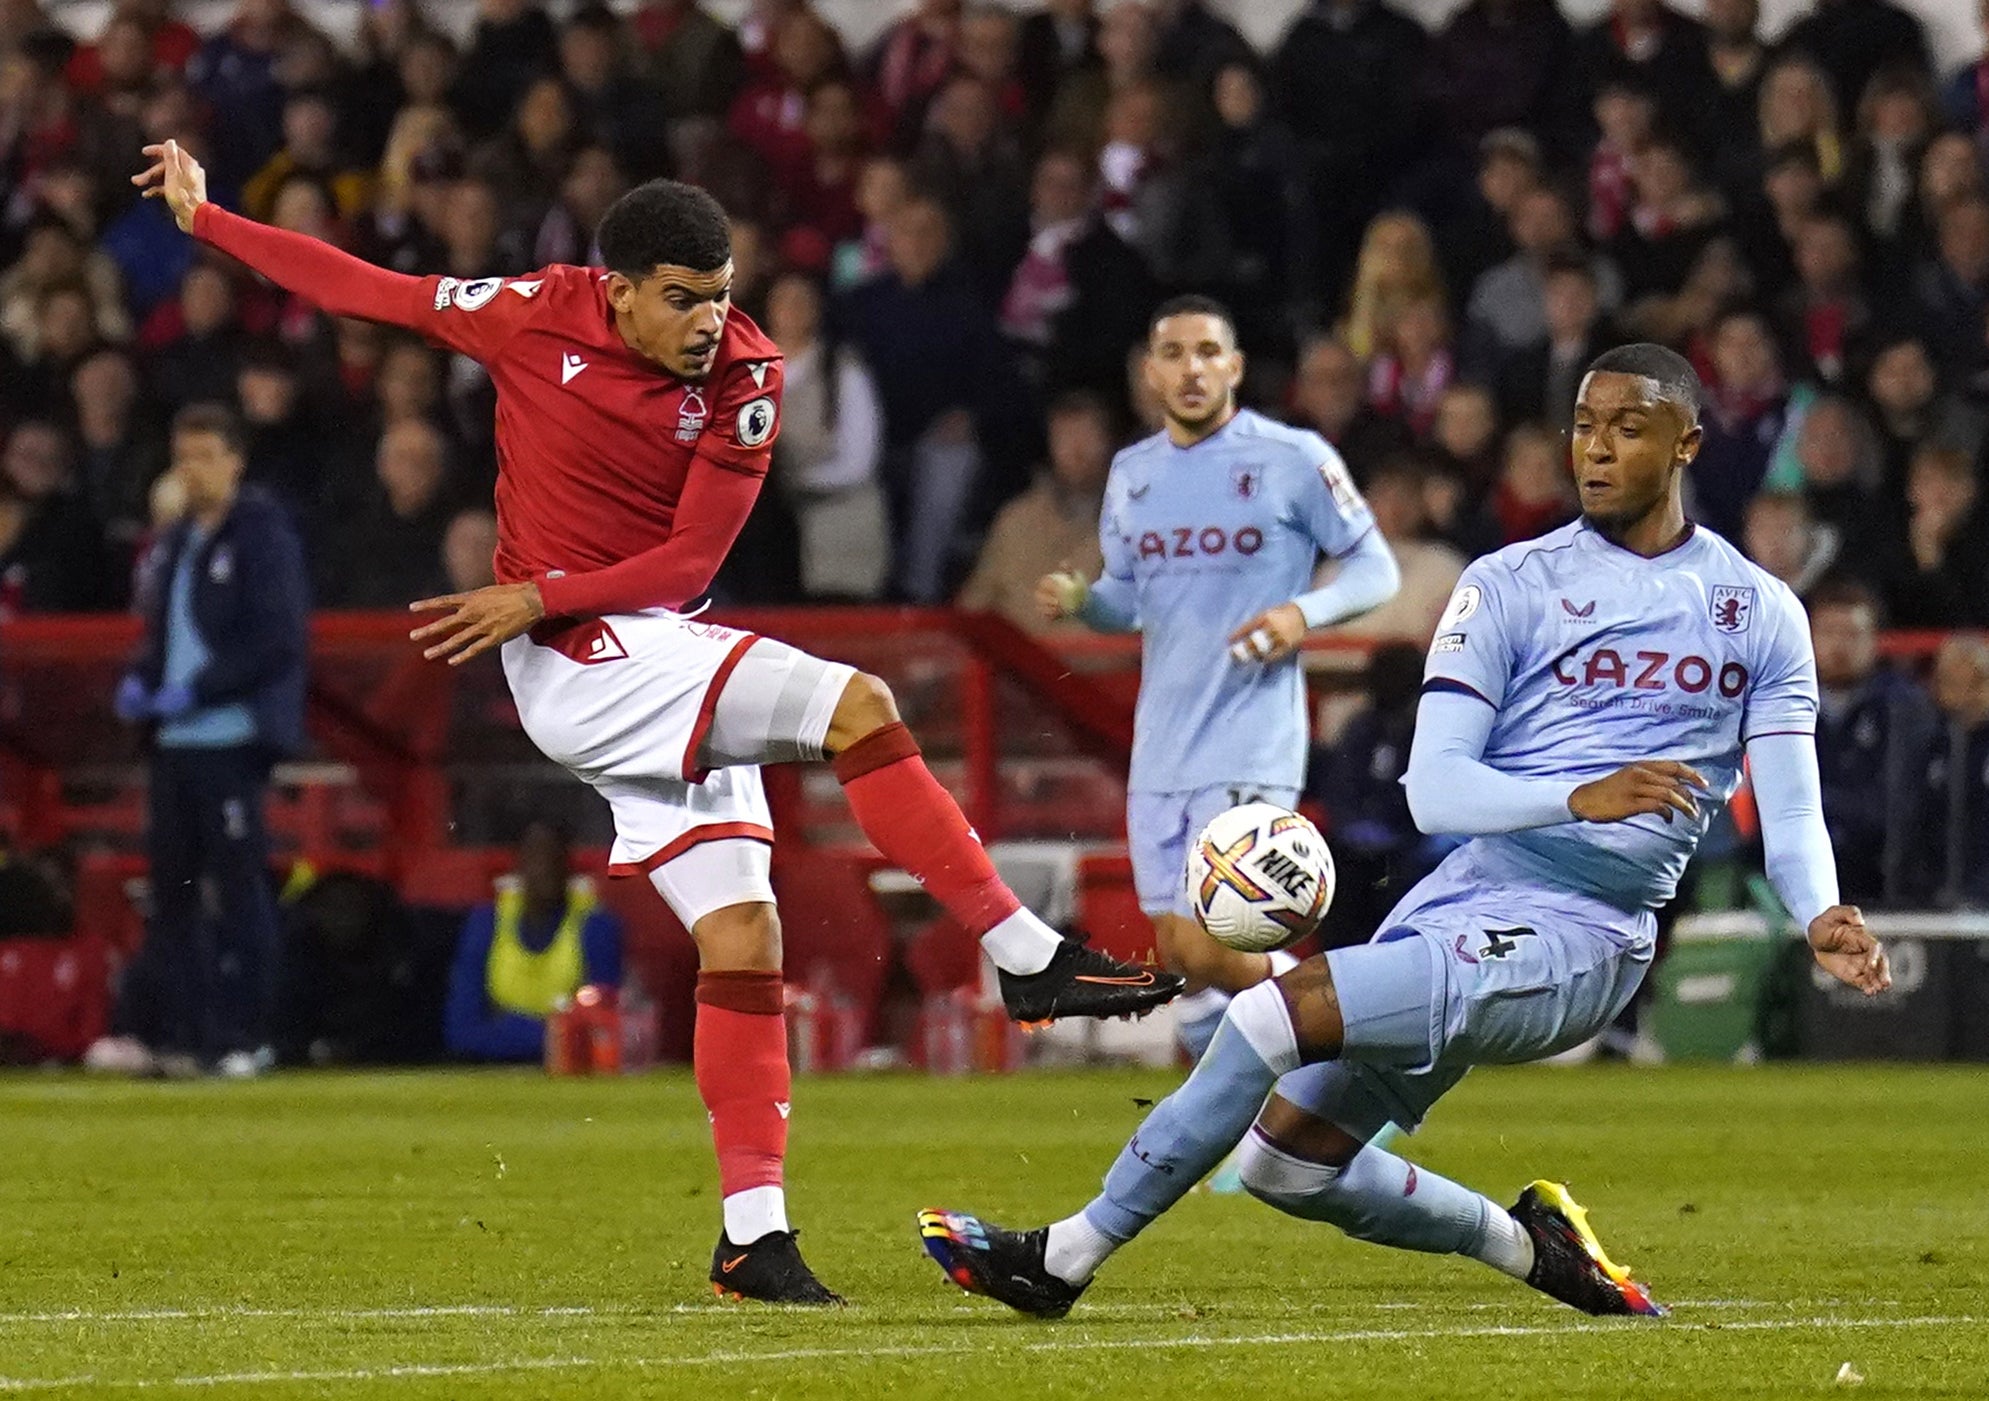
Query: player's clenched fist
131,139,207,233
1807,904,1891,997
1227,602,1307,664
1036,567,1089,622
409,582,546,665
1567,760,1709,824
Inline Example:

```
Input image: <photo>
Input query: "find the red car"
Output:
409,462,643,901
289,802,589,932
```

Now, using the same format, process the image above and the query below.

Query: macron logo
561,352,588,386
775,1101,791,1120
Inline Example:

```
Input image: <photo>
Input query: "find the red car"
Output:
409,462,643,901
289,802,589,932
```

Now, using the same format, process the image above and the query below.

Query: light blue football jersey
1094,409,1375,794
1423,520,1817,912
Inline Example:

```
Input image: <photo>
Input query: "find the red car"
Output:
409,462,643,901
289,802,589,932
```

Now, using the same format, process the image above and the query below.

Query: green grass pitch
2,1064,1985,1399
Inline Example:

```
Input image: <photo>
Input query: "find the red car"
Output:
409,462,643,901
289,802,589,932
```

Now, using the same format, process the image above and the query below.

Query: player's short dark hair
1583,343,1703,426
1148,294,1237,342
171,402,246,457
595,178,733,279
1808,572,1884,623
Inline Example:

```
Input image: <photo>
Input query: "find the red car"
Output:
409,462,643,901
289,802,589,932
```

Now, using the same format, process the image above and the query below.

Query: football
1184,802,1336,953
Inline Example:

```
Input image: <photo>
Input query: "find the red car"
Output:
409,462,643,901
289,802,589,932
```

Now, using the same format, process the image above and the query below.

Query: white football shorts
501,609,853,925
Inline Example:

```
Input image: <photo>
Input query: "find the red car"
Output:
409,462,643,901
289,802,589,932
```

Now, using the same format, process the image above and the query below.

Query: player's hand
408,582,545,666
131,139,208,233
1228,602,1307,664
1036,566,1088,621
1567,760,1709,824
1808,904,1890,997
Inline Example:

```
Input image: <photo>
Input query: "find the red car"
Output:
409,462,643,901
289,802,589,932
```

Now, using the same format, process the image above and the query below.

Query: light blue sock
1238,1131,1533,1276
1081,995,1293,1243
1172,987,1232,1061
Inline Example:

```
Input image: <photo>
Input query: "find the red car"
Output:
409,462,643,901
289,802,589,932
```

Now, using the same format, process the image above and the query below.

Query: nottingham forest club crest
1710,585,1755,634
675,387,708,444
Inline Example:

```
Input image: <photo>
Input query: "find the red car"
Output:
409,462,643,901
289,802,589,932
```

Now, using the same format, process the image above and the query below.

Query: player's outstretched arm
134,139,468,342
1747,730,1891,996
1230,529,1400,664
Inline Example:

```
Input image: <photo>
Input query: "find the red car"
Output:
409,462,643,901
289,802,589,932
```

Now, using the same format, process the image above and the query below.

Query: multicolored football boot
1509,1180,1667,1317
916,1209,1086,1319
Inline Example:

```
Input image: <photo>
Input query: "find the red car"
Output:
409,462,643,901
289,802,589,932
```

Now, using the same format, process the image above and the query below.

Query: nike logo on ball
561,352,588,385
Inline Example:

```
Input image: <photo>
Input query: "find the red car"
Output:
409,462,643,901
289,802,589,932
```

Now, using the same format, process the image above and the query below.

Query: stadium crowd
3,0,1989,904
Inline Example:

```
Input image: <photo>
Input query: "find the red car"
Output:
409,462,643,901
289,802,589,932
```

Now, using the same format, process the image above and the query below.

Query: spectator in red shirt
727,8,846,177
1775,213,1868,385
869,0,960,140
774,78,869,251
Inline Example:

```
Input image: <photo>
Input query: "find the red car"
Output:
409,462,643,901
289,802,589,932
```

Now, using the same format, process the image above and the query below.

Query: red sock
834,722,1021,936
694,971,789,1197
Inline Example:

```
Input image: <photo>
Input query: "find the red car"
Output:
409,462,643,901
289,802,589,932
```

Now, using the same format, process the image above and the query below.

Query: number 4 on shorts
1481,926,1535,959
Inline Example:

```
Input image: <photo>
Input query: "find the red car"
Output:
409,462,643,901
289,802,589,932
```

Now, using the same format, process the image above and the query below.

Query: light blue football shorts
1271,843,1655,1139
1127,783,1303,919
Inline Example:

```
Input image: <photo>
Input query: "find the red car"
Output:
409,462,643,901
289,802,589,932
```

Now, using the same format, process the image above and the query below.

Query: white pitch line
0,1313,1972,1392
0,1305,606,1326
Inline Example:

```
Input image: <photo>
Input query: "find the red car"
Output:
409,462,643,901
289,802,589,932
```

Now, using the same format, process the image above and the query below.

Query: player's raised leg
647,833,841,1305
701,638,1184,1022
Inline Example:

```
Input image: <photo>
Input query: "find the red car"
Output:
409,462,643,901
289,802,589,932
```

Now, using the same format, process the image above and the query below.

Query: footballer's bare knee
822,671,901,754
691,901,782,972
1274,954,1346,1060
1253,1093,1365,1168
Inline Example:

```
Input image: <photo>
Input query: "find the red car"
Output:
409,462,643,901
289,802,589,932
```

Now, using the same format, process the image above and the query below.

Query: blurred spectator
236,341,323,530
1365,295,1454,438
1920,634,1989,906
1691,308,1791,539
0,214,129,364
1428,381,1501,494
999,148,1156,403
534,145,626,269
444,821,623,1063
1150,0,1252,93
1788,392,1893,560
1780,0,1930,116
1466,185,1620,368
558,3,672,184
1878,444,1989,627
870,0,961,139
66,0,198,96
772,78,867,256
728,8,846,179
830,155,909,291
1341,211,1443,362
1282,337,1401,485
1271,0,1428,301
142,262,244,414
184,0,299,189
1756,56,1846,188
452,0,560,142
70,345,166,549
113,403,308,1077
1489,420,1576,544
1573,0,1716,154
1848,69,1938,277
1206,58,1314,350
1731,140,1825,302
1418,0,1577,166
1042,0,1157,154
2,27,124,210
356,105,463,274
1332,455,1464,643
1495,253,1613,425
472,74,579,233
1914,195,1989,375
1862,331,1986,492
325,419,458,608
761,270,888,600
1809,573,1937,904
1607,137,1727,302
839,196,1023,602
910,74,1031,303
442,507,499,593
1017,0,1098,126
0,419,114,613
1776,213,1868,385
631,0,745,125
958,388,1109,632
1585,79,1656,244
1440,129,1541,305
1705,0,1769,189
241,89,372,224
1305,642,1455,947
1742,489,1839,595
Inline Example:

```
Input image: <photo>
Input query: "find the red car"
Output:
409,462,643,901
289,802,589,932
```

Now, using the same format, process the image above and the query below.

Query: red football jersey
194,206,784,620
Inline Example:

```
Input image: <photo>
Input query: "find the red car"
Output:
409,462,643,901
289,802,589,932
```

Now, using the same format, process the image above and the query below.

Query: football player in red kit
135,139,1181,1304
